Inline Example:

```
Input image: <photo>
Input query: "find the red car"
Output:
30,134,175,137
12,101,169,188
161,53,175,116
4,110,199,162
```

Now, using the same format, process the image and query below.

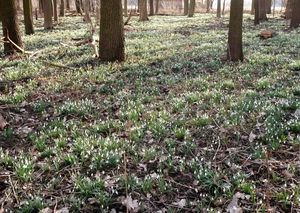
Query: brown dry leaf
226,192,245,213
41,208,53,213
0,113,8,130
122,196,139,213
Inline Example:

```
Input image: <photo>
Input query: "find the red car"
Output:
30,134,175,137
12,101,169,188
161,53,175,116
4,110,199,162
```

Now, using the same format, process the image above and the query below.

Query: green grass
0,13,299,212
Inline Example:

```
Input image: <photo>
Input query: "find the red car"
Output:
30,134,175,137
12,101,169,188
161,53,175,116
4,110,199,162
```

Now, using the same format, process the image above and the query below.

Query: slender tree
66,0,70,10
149,0,154,16
124,0,128,17
188,0,195,17
254,0,260,25
0,0,23,54
99,0,125,62
42,0,53,29
59,0,65,16
53,0,58,22
139,0,149,21
217,0,221,18
75,0,82,14
155,0,159,14
206,0,210,13
84,0,91,22
227,0,244,61
23,0,35,35
290,0,300,28
184,0,189,15
222,0,226,15
285,0,293,19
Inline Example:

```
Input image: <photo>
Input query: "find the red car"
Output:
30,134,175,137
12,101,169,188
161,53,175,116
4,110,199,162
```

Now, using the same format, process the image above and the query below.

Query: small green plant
14,155,34,182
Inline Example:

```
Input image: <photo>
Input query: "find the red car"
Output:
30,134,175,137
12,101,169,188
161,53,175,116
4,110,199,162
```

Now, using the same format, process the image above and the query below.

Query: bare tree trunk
23,0,34,35
99,0,125,62
285,0,293,19
75,0,82,14
290,0,300,28
0,0,23,54
53,0,58,22
149,0,154,16
59,0,65,16
251,0,255,14
206,0,210,12
188,0,195,17
266,0,272,14
184,0,189,15
155,0,159,14
259,0,267,21
39,0,43,14
227,0,243,61
66,0,70,10
42,0,53,29
124,0,128,17
217,0,221,17
139,0,149,21
254,0,260,25
84,0,91,22
222,0,226,15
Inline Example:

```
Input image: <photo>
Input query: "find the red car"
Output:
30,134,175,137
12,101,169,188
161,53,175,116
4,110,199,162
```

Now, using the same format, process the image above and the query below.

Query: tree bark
99,0,125,62
184,0,189,15
53,0,58,22
66,0,70,10
217,0,221,18
290,0,300,28
285,0,293,19
155,0,159,14
139,0,149,21
124,0,128,17
84,0,91,22
42,0,53,29
149,0,154,16
23,0,35,35
227,0,243,62
75,0,82,14
0,0,23,54
254,0,260,25
266,0,272,14
59,0,65,16
206,0,210,13
258,0,267,21
222,0,226,15
188,0,195,17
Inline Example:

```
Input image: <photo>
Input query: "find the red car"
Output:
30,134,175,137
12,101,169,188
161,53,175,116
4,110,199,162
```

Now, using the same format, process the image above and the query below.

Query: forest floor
0,14,300,212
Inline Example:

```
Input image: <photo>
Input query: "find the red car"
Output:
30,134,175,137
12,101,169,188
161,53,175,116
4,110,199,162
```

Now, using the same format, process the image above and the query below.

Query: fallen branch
124,11,133,26
3,28,33,55
42,61,77,71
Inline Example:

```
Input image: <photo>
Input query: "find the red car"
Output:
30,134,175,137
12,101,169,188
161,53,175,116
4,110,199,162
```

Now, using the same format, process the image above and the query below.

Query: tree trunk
184,0,189,15
96,0,100,25
266,0,272,14
75,0,82,14
53,0,58,22
42,0,53,29
290,0,300,28
251,0,254,14
259,0,267,21
84,0,91,22
139,0,149,21
188,0,195,17
217,0,221,18
285,0,293,19
59,0,65,16
155,0,159,14
254,0,260,25
99,0,125,62
39,0,43,14
149,0,154,16
23,0,34,35
222,0,226,15
124,0,128,17
0,0,23,54
66,0,70,10
206,0,210,13
227,0,243,61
